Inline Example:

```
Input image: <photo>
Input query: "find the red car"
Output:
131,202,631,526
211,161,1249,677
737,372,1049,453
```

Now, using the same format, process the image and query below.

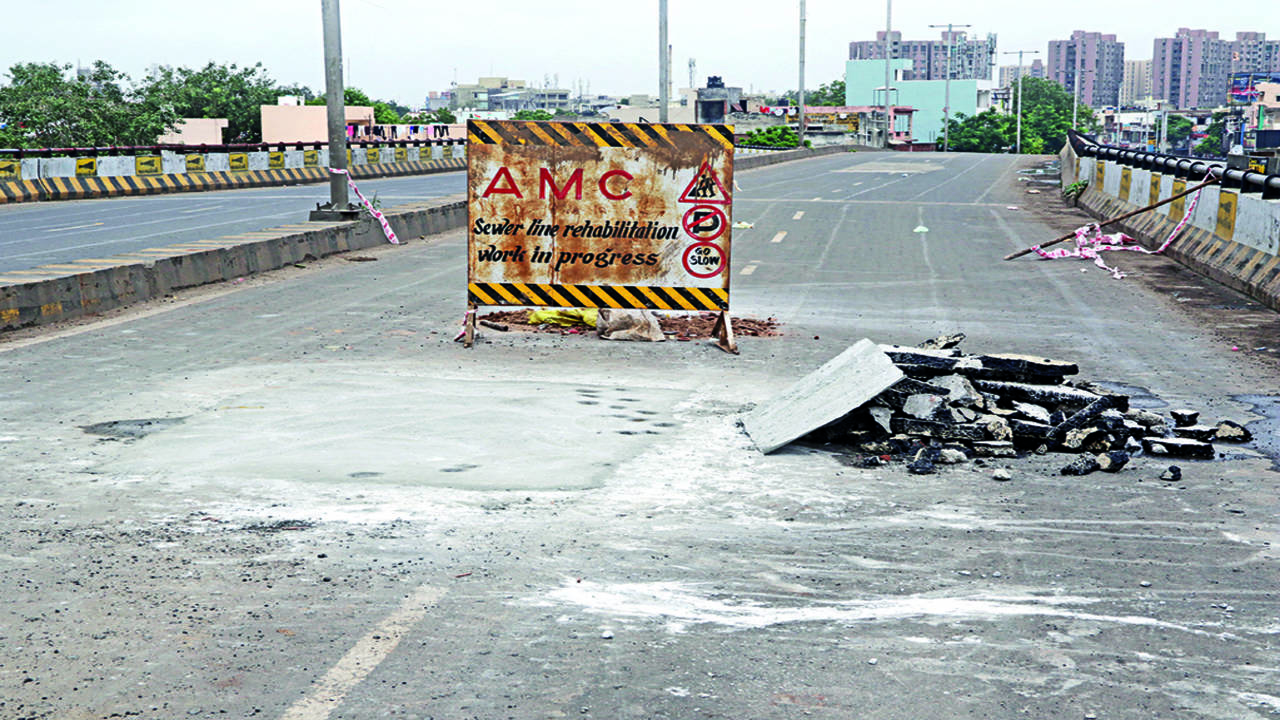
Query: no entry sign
466,120,734,313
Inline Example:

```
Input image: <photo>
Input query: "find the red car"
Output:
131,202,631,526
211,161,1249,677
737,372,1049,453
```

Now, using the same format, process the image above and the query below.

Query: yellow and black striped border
468,120,734,150
0,159,466,205
468,282,727,311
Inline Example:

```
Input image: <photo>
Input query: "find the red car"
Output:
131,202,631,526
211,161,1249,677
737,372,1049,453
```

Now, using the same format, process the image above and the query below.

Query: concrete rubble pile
806,334,1253,476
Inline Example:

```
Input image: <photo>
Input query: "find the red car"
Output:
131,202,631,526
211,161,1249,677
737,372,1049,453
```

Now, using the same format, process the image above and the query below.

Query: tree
513,109,554,121
432,108,457,124
373,103,400,124
806,79,846,107
1194,112,1227,156
138,62,285,143
0,61,177,147
1165,115,1192,149
945,109,1013,153
945,77,1099,155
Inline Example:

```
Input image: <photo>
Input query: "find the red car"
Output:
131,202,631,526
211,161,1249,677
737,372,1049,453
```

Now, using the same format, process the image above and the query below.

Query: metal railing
1068,129,1280,199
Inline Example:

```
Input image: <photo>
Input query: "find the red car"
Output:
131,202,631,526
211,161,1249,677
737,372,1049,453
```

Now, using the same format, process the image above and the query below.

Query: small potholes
80,417,187,439
243,519,315,532
440,464,480,474
1234,395,1280,470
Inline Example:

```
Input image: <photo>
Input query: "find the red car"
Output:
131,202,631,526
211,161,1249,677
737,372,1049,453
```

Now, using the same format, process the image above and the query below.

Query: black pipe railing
0,138,465,159
1067,129,1280,199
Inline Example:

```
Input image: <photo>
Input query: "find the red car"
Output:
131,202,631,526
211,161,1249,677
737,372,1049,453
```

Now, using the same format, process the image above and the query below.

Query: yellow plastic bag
528,308,598,328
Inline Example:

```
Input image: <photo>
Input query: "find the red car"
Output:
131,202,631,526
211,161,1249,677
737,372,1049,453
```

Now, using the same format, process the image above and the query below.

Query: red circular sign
682,242,726,278
681,205,727,241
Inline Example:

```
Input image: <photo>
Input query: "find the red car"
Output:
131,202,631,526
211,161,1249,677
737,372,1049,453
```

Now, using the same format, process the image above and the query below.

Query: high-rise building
1119,59,1153,107
849,30,997,81
998,60,1045,88
1047,30,1125,108
1152,28,1232,109
1230,32,1280,75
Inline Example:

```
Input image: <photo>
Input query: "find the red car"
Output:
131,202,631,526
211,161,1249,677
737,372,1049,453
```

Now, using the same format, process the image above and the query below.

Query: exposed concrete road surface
0,172,465,273
2,151,1278,720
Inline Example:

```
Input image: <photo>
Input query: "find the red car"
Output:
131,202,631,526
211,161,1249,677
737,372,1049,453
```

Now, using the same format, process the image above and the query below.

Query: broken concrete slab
972,380,1104,410
967,353,1079,382
1214,420,1252,443
1172,425,1218,442
1143,437,1215,459
743,339,903,454
889,417,986,441
1170,409,1200,427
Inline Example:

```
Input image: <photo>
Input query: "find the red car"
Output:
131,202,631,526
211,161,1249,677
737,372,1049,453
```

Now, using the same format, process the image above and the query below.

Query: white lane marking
5,210,301,260
792,211,804,220
741,263,759,276
279,584,445,720
179,204,223,214
44,222,104,232
770,231,787,244
810,196,821,201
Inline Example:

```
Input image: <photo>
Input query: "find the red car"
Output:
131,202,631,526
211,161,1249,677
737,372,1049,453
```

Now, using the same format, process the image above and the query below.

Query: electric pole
883,0,892,148
929,22,971,152
1002,49,1039,154
311,0,357,221
658,0,669,122
798,0,806,144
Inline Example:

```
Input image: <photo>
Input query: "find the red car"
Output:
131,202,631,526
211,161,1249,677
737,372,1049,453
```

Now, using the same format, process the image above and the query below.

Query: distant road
0,172,465,273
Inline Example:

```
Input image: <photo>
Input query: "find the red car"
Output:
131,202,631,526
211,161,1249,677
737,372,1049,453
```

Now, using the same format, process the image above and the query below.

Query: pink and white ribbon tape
327,168,400,245
1032,172,1213,280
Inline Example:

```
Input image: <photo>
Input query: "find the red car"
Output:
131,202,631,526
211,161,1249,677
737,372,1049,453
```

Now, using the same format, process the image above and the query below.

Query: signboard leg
712,311,738,355
462,305,478,348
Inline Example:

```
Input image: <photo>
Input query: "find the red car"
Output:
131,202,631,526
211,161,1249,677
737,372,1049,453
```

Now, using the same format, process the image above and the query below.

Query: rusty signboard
465,120,735,342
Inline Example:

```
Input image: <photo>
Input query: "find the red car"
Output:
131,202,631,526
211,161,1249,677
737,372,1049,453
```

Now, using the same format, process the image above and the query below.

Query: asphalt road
2,151,1278,720
0,172,465,273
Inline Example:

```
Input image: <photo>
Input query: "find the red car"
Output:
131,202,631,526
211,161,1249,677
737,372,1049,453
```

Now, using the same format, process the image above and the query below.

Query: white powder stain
542,579,1236,639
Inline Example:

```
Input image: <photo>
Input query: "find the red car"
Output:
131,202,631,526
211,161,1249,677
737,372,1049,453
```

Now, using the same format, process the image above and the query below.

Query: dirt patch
479,310,781,339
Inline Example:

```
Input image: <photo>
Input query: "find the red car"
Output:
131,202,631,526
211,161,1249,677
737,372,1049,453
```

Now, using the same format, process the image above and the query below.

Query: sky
4,0,1279,106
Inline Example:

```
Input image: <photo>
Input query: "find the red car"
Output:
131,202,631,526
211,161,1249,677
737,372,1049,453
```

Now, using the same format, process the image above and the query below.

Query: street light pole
929,22,971,152
798,0,806,144
310,0,357,221
659,0,669,122
1003,49,1039,154
883,0,892,148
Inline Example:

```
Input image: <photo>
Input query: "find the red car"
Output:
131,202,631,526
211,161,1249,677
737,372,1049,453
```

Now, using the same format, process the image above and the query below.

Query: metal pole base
309,203,361,222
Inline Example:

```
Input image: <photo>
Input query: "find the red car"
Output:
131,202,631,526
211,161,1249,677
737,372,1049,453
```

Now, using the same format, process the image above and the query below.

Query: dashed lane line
278,584,446,720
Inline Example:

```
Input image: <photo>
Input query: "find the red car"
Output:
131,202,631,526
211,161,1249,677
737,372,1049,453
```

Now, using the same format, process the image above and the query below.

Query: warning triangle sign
678,162,731,205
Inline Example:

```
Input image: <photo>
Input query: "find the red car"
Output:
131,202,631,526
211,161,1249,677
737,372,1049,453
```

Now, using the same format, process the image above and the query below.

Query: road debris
748,336,1254,475
477,311,780,339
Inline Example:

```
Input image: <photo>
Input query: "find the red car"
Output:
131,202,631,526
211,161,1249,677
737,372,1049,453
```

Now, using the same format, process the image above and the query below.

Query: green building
845,59,978,146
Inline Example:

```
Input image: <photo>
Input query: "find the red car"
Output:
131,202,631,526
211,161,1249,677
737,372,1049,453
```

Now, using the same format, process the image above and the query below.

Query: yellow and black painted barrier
0,158,466,205
467,282,729,311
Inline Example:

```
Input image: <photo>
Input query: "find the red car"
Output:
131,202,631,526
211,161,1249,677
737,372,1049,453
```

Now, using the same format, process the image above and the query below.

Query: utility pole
798,0,806,144
1002,49,1039,154
929,22,971,152
658,0,669,123
310,0,357,221
883,0,892,148
1071,62,1093,130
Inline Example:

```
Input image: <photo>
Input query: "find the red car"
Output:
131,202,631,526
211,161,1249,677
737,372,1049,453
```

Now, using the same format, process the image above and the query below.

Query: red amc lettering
598,169,633,201
482,166,523,198
539,168,583,200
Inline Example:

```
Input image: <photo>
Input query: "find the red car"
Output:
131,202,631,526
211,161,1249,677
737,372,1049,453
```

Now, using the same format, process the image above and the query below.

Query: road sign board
466,119,735,313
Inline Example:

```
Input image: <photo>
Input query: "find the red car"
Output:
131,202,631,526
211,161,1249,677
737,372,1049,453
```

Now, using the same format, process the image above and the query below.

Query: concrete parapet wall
0,159,466,205
1063,144,1280,312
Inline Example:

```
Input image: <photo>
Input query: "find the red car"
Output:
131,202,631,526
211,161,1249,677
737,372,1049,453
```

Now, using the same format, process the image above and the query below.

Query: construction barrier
1064,145,1280,313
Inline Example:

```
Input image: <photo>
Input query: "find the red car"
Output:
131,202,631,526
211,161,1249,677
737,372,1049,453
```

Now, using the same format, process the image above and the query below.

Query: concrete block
743,339,903,454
